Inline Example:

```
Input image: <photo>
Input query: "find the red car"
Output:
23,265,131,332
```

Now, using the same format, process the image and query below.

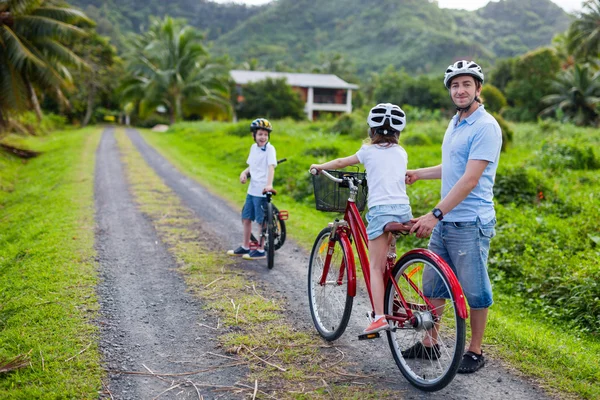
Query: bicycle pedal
358,332,381,341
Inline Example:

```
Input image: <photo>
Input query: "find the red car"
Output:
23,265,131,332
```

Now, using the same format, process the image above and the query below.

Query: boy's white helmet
443,60,484,89
367,103,406,134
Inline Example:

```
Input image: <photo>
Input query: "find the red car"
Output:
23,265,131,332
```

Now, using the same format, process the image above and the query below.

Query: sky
211,0,587,13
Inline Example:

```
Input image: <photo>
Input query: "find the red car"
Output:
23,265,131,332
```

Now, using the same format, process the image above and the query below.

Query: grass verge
0,128,102,398
115,128,399,398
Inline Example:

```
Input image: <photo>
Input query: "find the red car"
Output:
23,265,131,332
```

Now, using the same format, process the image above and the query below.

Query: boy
227,118,277,260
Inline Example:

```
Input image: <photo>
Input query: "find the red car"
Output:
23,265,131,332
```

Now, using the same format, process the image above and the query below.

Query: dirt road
95,127,555,399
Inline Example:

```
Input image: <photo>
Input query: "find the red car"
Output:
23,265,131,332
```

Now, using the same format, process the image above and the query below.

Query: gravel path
95,126,557,399
95,127,246,399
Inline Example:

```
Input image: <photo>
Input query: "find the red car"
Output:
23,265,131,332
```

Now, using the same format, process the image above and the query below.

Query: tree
504,47,561,121
481,84,507,113
76,33,121,126
0,0,92,130
235,77,305,120
540,64,600,126
119,16,231,124
567,0,600,62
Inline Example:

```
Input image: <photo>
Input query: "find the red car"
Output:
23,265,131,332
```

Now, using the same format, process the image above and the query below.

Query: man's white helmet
443,60,484,89
367,103,406,134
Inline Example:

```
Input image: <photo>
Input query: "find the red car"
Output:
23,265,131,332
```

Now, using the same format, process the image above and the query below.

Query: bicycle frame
321,181,468,324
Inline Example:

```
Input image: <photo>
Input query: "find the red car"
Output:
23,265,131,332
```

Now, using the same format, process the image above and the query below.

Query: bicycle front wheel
384,252,465,392
308,227,353,341
266,202,275,269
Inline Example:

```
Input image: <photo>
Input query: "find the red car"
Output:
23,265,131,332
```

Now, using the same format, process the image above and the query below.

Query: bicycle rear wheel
384,252,465,392
308,227,353,341
266,202,275,269
271,205,286,250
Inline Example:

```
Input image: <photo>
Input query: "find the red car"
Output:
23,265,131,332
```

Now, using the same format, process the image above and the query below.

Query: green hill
213,0,571,74
69,0,571,74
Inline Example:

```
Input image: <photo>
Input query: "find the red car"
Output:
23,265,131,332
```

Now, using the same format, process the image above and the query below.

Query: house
230,70,359,121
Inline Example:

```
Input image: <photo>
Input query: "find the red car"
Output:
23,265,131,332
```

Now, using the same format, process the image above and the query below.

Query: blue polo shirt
441,105,502,223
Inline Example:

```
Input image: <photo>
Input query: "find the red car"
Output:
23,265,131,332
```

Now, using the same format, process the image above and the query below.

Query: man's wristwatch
432,208,444,221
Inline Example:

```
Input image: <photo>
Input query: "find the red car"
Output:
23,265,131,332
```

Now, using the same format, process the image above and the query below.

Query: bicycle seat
262,188,277,195
383,222,413,234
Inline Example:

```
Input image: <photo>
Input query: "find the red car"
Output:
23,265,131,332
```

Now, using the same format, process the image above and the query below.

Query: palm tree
567,0,600,61
540,64,600,126
0,0,92,129
120,16,231,124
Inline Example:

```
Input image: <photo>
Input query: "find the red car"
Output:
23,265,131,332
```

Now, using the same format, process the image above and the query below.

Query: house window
313,88,347,104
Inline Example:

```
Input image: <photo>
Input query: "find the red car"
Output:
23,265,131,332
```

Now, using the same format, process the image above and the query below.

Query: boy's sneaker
227,246,250,257
363,316,390,334
242,250,266,260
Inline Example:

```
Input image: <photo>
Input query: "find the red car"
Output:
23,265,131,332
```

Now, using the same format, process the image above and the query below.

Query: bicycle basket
312,170,368,212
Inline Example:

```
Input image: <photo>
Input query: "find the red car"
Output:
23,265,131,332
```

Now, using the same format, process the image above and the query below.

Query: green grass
141,119,600,399
0,129,103,398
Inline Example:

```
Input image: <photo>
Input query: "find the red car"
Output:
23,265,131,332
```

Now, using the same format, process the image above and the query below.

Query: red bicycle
308,169,468,391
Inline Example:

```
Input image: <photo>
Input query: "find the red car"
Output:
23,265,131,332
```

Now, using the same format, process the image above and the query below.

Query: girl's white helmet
443,60,484,89
367,103,406,134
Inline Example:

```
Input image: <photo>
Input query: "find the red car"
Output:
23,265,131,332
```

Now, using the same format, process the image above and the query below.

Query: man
404,60,502,373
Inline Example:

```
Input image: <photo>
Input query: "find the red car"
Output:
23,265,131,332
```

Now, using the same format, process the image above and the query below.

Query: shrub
535,140,600,170
481,85,507,113
494,166,549,206
402,133,432,146
491,112,514,152
303,146,339,158
226,120,252,137
330,114,356,135
134,115,170,128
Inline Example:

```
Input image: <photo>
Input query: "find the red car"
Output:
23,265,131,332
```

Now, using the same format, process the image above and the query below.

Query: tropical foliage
0,0,92,131
541,64,600,126
567,0,600,61
119,16,232,124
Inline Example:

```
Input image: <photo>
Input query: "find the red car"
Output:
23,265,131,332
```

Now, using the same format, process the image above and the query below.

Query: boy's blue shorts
241,194,267,224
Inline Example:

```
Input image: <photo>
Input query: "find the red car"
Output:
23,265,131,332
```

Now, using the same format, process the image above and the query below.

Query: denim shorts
241,194,266,223
424,218,496,309
365,204,413,241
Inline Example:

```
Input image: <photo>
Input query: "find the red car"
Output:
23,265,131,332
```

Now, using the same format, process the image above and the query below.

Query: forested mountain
69,0,571,75
68,0,267,48
213,0,571,74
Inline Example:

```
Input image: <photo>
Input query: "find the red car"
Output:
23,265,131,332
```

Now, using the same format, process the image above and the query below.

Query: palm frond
15,15,88,40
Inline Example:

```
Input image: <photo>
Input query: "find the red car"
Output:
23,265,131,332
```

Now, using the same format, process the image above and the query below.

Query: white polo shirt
247,142,277,197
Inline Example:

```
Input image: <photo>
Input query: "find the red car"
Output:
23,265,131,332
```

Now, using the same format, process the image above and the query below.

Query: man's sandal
457,351,485,373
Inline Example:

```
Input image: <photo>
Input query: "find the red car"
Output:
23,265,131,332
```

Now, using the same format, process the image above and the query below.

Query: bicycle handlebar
309,168,343,183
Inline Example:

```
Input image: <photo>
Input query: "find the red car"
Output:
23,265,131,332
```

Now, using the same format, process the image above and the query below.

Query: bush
535,140,600,170
494,166,548,206
134,115,170,128
226,120,252,137
491,112,513,152
10,112,67,135
303,146,339,158
330,114,355,135
481,85,507,113
401,132,432,146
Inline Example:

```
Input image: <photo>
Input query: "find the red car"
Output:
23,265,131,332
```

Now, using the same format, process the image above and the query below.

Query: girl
310,103,413,334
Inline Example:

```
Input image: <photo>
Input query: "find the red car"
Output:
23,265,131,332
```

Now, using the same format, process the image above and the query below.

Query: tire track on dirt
123,127,556,400
95,127,246,399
